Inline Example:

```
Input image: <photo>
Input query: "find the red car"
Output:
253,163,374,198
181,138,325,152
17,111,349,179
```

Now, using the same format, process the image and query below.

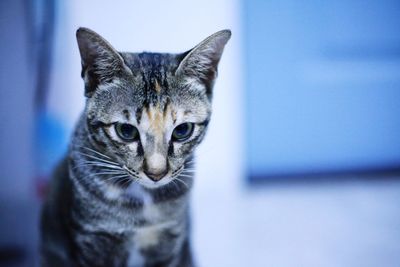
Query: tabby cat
40,27,231,267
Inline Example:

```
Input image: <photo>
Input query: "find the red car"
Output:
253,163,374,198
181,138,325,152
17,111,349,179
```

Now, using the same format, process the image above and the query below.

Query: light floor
193,176,400,267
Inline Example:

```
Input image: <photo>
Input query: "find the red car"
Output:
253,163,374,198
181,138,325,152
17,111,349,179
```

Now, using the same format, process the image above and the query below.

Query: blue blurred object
27,0,69,194
244,0,400,179
35,111,67,182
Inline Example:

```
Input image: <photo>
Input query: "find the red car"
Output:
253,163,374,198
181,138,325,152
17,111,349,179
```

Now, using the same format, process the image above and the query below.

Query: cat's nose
143,169,168,182
143,153,168,182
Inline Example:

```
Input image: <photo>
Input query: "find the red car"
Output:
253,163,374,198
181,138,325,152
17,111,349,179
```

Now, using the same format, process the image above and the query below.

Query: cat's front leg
71,230,128,267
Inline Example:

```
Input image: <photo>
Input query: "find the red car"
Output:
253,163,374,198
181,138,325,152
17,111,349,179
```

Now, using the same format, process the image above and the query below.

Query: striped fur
40,27,230,267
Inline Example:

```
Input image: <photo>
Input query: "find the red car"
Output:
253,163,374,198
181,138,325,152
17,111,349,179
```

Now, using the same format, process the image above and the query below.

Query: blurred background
0,0,399,266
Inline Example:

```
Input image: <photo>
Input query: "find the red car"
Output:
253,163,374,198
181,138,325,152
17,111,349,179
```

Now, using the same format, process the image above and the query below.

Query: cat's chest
126,212,180,267
133,202,175,247
122,187,182,266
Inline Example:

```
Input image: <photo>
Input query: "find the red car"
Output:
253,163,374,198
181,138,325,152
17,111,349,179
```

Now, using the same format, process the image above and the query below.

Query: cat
40,27,231,267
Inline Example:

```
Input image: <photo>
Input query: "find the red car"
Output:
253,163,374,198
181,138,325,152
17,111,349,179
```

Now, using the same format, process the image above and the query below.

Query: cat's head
76,28,230,188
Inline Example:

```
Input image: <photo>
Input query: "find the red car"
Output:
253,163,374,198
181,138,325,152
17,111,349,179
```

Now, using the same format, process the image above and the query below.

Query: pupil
176,124,188,136
121,124,133,137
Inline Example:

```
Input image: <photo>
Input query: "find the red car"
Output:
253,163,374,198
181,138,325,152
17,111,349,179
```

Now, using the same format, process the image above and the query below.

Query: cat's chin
135,176,174,189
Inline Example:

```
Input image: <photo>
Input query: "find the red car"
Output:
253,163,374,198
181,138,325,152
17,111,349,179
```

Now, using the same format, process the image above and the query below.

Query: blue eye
115,123,139,141
172,123,194,141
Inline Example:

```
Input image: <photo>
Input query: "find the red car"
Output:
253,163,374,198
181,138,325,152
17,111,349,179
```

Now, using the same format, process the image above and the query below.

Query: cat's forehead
88,74,210,125
121,52,195,103
117,88,209,126
122,52,179,79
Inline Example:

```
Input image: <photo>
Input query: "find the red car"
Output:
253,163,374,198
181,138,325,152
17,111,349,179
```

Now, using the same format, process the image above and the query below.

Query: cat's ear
76,27,132,97
175,29,231,94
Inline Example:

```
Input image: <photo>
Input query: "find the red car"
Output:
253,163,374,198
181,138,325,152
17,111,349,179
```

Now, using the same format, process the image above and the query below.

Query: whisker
182,169,196,173
76,171,126,183
173,177,189,189
93,171,125,176
77,160,121,168
181,172,195,176
184,163,195,167
72,161,123,171
106,175,132,188
115,175,134,188
127,176,140,187
119,176,133,188
76,152,120,166
104,173,131,182
122,165,140,176
82,146,112,159
180,173,195,177
178,174,194,179
171,179,181,191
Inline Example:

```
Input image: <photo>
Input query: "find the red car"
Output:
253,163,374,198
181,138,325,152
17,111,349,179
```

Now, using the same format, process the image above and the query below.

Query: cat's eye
115,123,139,141
172,123,194,141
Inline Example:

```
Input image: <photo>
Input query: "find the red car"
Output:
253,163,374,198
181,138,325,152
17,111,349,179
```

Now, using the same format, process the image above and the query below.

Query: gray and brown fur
40,27,231,267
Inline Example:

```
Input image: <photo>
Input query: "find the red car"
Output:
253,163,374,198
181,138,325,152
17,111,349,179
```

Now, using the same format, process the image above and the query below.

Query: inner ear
76,27,132,97
175,30,231,95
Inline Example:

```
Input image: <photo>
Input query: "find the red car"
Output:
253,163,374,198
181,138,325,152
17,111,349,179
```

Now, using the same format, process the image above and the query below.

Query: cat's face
76,28,230,188
84,63,211,188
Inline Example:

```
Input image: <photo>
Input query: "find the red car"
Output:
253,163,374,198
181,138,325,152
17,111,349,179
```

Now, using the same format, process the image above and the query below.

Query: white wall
49,1,244,265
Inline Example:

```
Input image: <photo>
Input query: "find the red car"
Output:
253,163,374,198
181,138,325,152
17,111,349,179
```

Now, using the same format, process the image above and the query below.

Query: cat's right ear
76,27,132,97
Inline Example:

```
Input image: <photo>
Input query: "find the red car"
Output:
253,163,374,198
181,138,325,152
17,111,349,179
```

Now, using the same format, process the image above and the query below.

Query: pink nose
144,169,168,182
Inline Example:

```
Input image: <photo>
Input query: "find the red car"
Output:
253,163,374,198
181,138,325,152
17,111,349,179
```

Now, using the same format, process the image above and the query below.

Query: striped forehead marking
136,107,143,124
154,79,162,93
123,109,130,120
150,105,164,134
136,99,177,126
138,103,175,138
171,108,177,124
163,98,170,118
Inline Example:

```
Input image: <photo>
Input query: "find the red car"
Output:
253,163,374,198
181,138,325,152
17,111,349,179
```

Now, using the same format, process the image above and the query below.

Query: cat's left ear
76,27,132,97
175,30,231,95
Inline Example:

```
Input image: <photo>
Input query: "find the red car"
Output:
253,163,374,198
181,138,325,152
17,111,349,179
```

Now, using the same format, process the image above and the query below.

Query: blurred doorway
244,0,400,180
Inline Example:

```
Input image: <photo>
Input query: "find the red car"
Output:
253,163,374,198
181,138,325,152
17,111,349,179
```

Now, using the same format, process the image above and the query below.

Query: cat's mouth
122,164,189,189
